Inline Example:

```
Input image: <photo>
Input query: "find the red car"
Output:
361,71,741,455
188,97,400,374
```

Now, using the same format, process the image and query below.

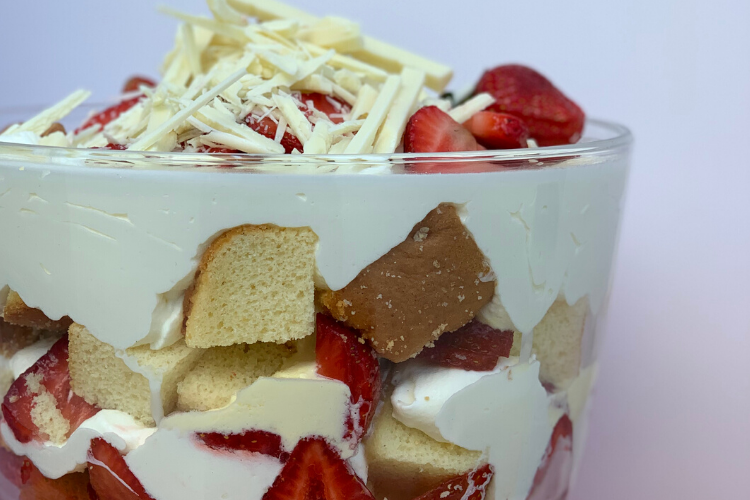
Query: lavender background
1,0,749,498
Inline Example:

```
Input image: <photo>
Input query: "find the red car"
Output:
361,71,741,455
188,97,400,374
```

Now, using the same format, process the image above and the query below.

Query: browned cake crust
319,203,495,362
3,291,72,333
0,317,45,358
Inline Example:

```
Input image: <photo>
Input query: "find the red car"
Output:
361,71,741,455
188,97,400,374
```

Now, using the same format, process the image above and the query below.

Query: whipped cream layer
390,357,519,442
9,336,60,379
126,428,283,500
391,357,554,500
0,155,627,349
1,410,155,479
162,376,355,457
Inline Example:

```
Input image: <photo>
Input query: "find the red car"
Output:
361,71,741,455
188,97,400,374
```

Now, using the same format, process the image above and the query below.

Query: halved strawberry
87,438,152,500
122,76,156,94
404,106,483,154
19,460,93,500
2,336,100,444
417,320,514,371
76,96,144,134
315,314,381,442
527,415,574,500
463,111,530,149
245,92,350,154
475,65,585,146
402,106,499,174
262,437,374,500
196,430,289,462
0,446,25,488
414,463,494,500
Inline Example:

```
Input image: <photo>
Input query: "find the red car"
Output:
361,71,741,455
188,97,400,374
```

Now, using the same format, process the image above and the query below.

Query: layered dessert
0,1,631,500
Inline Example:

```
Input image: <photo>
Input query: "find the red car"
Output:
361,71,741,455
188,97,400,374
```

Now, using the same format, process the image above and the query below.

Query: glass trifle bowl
0,1,631,499
0,119,631,500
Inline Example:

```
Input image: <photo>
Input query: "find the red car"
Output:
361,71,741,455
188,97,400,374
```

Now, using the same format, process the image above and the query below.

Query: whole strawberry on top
475,64,585,146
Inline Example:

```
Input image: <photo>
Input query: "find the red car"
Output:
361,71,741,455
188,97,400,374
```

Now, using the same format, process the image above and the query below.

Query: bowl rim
0,116,632,171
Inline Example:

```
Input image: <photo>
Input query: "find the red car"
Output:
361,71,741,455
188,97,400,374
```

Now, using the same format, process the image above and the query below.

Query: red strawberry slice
88,438,152,500
19,460,93,500
414,463,494,500
196,430,289,462
315,314,381,442
76,96,144,134
195,146,241,154
475,65,585,147
417,320,514,371
463,111,530,149
245,115,304,154
262,437,374,500
0,446,25,488
404,106,483,154
245,92,351,154
527,415,574,500
122,76,156,94
298,93,350,124
403,106,499,174
97,144,128,150
2,336,100,444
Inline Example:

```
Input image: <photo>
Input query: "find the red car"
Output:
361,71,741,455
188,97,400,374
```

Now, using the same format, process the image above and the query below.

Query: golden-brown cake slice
0,317,46,359
177,341,296,411
3,290,72,333
320,204,496,363
68,324,204,426
506,297,589,388
183,225,318,348
364,401,483,500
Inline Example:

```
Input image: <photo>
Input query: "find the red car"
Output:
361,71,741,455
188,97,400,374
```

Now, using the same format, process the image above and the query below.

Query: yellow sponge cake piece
177,342,296,412
183,225,318,348
68,324,204,426
364,401,483,500
508,297,589,388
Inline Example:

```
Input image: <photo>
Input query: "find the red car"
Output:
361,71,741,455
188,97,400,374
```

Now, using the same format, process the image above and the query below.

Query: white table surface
1,0,749,498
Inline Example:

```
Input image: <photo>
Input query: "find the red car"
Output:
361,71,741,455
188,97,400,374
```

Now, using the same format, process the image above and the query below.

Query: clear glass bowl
0,112,631,500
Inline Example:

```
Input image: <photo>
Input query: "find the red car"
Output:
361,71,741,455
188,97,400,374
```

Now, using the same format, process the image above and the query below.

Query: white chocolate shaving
448,93,496,124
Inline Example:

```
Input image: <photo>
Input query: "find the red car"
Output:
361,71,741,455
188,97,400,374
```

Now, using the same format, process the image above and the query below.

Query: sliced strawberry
417,320,514,371
196,430,289,462
402,106,498,174
0,446,25,488
262,437,374,500
463,111,530,149
298,93,350,124
195,146,241,154
2,336,100,444
245,92,350,154
404,106,483,154
528,415,574,500
100,144,127,150
414,463,494,500
88,438,152,500
475,65,585,146
122,76,156,94
245,115,304,154
315,314,381,442
19,460,92,500
76,96,144,134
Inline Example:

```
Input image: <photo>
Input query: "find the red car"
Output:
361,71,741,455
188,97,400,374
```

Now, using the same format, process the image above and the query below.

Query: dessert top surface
0,0,629,174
